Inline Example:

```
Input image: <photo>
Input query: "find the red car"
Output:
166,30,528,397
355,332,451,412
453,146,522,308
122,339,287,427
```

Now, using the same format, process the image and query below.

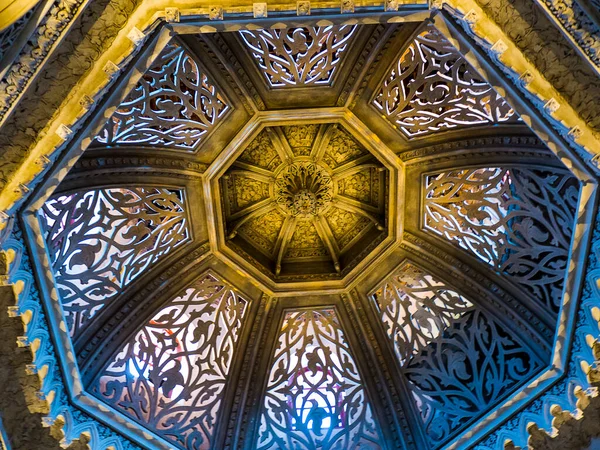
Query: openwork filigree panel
239,26,356,87
40,187,189,336
372,24,516,138
256,308,382,450
405,308,542,447
95,42,229,150
371,262,473,366
93,273,248,450
371,264,542,447
423,167,579,312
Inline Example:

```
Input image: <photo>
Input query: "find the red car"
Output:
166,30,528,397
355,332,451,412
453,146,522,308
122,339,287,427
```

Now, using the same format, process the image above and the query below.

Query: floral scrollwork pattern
40,187,190,337
95,42,229,150
423,166,579,312
371,264,543,447
371,262,473,366
256,308,383,450
92,273,248,450
239,26,356,87
372,23,516,138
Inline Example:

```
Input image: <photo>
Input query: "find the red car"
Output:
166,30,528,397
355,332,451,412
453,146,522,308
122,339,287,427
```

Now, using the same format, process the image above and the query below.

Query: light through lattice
256,308,382,450
93,273,248,450
371,262,473,366
95,41,229,150
423,166,579,312
371,263,543,447
40,187,189,336
239,26,356,87
372,23,516,138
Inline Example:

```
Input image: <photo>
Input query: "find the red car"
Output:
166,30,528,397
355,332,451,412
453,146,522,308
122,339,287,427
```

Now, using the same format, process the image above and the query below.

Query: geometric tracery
94,42,230,150
371,263,544,447
423,166,579,313
239,26,357,87
39,187,190,337
92,273,248,450
372,23,516,138
256,308,383,449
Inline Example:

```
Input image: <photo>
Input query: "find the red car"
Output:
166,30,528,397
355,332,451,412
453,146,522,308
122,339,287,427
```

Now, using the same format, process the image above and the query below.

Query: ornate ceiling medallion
217,122,394,283
275,162,332,217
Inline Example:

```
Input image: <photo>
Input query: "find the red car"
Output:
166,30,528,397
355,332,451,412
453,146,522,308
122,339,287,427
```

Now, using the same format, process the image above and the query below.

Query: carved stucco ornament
275,162,332,217
0,3,596,450
218,123,391,282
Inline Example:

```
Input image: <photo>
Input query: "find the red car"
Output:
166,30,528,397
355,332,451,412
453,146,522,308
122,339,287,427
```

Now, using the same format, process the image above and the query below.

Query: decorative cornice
0,0,89,122
537,0,600,71
66,155,208,181
350,23,405,109
336,23,387,107
398,135,552,163
439,1,600,165
207,33,265,112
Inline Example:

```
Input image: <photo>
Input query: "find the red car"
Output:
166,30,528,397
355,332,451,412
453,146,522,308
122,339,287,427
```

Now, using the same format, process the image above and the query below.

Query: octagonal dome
13,11,596,450
217,122,390,282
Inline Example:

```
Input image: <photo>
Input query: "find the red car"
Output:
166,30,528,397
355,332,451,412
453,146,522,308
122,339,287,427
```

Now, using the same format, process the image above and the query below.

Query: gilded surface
337,168,378,205
325,206,372,250
322,126,367,168
227,175,270,213
282,124,320,156
285,220,329,258
220,123,388,279
237,130,282,171
238,209,286,255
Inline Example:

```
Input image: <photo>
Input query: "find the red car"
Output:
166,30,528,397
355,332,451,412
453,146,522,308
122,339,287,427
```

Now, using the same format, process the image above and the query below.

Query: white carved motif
372,24,516,138
40,187,190,336
239,26,356,87
95,42,229,150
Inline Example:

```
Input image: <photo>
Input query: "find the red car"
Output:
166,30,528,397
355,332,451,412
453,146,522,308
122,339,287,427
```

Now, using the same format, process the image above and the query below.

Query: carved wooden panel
239,26,357,87
370,262,543,447
92,272,248,450
39,187,190,336
95,41,230,150
423,166,579,312
372,23,516,138
255,308,383,450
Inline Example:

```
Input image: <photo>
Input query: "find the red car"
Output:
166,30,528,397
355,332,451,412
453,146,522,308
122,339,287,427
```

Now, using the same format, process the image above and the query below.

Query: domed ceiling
15,11,595,450
220,123,389,280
